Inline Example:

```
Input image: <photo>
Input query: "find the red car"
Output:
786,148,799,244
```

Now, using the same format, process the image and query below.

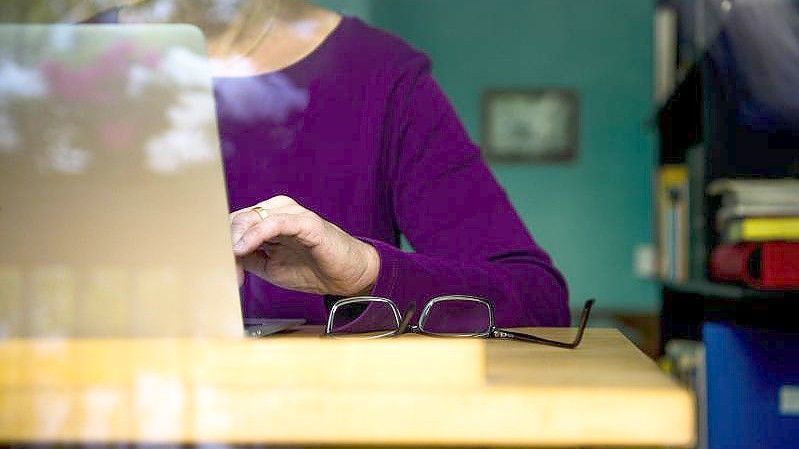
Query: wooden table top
0,328,695,447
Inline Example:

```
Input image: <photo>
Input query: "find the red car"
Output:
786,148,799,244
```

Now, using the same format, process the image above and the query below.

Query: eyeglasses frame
325,296,402,339
325,295,596,349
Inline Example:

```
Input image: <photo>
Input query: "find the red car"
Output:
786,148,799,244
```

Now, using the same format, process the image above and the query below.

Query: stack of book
708,179,799,290
656,165,689,283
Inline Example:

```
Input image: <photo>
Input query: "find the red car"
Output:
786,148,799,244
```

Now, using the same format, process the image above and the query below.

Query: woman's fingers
253,195,297,209
230,195,301,221
229,197,307,245
232,211,323,256
230,210,262,245
228,195,379,296
237,251,267,276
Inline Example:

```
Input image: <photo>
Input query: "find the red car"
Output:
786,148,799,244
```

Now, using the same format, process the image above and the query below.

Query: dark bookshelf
655,10,799,354
655,3,799,447
656,62,703,165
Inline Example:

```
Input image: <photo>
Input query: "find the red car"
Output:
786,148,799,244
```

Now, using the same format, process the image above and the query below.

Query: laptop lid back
0,24,243,337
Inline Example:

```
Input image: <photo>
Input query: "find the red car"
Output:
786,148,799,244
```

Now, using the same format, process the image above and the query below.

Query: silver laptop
0,24,302,338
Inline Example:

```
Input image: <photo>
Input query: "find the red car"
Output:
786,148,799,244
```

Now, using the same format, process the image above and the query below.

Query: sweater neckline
213,15,351,80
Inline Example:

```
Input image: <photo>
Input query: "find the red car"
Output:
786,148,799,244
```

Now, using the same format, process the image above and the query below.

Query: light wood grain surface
0,328,695,447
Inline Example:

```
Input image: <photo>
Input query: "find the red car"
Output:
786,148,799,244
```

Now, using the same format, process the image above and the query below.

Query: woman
99,0,569,327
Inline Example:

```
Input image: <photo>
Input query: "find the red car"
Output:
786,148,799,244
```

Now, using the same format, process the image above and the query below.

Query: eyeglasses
325,295,596,349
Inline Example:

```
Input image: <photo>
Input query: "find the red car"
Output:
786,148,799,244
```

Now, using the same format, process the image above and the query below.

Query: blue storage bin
704,322,799,449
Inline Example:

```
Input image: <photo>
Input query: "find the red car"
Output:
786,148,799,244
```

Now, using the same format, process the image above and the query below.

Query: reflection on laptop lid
0,24,247,338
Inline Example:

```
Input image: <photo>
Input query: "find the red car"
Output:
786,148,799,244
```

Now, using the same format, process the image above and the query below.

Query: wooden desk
0,328,694,447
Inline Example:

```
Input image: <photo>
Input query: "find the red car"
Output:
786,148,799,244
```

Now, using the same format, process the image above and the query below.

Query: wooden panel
0,336,484,389
0,328,695,447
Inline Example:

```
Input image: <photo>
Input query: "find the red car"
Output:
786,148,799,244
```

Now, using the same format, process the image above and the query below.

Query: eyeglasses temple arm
496,299,595,349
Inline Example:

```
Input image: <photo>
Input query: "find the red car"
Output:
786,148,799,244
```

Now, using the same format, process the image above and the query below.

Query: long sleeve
362,55,570,328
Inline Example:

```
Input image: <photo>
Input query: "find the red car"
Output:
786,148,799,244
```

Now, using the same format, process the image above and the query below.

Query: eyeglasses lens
421,298,491,336
330,300,398,338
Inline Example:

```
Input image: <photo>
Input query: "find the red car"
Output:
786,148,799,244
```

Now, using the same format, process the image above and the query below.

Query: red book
710,242,799,290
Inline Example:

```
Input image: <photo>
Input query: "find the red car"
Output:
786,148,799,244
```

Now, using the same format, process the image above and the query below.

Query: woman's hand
230,195,380,296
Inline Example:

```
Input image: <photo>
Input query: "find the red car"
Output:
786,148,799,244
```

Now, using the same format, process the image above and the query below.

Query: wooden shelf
660,281,799,349
662,280,799,301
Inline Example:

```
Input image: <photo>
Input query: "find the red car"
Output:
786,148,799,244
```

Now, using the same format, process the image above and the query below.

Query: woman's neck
119,0,341,76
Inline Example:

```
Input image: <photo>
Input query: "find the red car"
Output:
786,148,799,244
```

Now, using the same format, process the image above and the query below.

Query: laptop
0,24,303,338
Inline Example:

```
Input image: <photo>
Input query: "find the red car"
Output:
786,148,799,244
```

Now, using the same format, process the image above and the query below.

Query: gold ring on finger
252,206,268,221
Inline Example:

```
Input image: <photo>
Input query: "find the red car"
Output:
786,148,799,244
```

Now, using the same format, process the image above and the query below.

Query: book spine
657,165,689,282
710,242,799,289
654,6,677,104
716,204,799,232
725,217,799,242
760,243,799,289
687,146,706,281
709,244,753,284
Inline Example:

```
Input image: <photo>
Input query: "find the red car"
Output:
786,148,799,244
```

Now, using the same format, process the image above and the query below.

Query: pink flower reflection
40,40,161,104
99,120,137,152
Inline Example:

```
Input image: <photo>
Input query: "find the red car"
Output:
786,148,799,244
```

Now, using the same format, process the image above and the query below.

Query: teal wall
318,0,658,313
313,0,372,20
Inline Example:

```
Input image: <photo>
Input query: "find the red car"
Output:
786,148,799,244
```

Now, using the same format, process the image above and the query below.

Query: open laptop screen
0,24,243,337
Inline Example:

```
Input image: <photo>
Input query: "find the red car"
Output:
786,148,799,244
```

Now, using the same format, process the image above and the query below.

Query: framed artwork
482,88,579,163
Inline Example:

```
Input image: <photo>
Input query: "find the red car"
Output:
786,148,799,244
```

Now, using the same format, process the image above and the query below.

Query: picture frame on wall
482,88,579,163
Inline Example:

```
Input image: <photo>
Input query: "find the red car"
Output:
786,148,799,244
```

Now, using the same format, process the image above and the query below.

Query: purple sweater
95,11,569,327
214,17,568,327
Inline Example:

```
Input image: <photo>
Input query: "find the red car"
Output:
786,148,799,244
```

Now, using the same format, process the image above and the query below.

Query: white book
708,179,799,206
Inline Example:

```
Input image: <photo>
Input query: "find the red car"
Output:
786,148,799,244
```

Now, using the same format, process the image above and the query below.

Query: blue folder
704,322,799,449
